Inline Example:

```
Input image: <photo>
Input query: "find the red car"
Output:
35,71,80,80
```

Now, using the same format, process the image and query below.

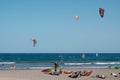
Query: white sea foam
64,62,91,65
28,67,52,69
63,66,108,69
0,62,16,64
64,62,120,66
94,62,120,65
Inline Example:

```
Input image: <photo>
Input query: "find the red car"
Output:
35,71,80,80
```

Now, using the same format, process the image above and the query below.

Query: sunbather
96,74,106,79
81,70,87,76
80,70,92,76
69,71,81,78
49,70,60,75
111,72,120,77
64,70,73,74
86,70,92,76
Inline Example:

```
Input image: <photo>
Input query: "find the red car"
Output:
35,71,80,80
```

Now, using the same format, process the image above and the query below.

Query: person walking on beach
54,61,59,71
1,63,5,69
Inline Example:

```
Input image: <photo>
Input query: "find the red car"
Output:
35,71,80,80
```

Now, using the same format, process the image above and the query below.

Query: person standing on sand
54,61,59,71
2,63,5,69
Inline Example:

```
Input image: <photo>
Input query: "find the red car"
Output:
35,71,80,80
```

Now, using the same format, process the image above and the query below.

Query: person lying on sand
80,70,92,76
96,74,106,79
64,70,73,74
111,72,120,77
69,71,81,78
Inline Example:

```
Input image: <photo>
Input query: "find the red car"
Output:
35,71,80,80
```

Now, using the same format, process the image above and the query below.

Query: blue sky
0,0,120,53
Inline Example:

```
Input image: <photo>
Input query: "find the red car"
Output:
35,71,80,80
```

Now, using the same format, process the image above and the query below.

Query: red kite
99,8,104,18
32,38,37,47
75,16,79,21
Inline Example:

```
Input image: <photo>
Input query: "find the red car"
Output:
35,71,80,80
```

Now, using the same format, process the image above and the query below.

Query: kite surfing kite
75,16,79,21
99,8,104,18
32,38,37,47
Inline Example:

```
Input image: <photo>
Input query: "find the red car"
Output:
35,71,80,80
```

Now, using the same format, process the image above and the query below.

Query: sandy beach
0,68,120,80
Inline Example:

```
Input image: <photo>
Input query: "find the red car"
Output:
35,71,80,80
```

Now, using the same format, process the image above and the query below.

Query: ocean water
0,53,120,69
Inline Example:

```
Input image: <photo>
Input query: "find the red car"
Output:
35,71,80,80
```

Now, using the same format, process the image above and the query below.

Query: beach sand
0,68,119,80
